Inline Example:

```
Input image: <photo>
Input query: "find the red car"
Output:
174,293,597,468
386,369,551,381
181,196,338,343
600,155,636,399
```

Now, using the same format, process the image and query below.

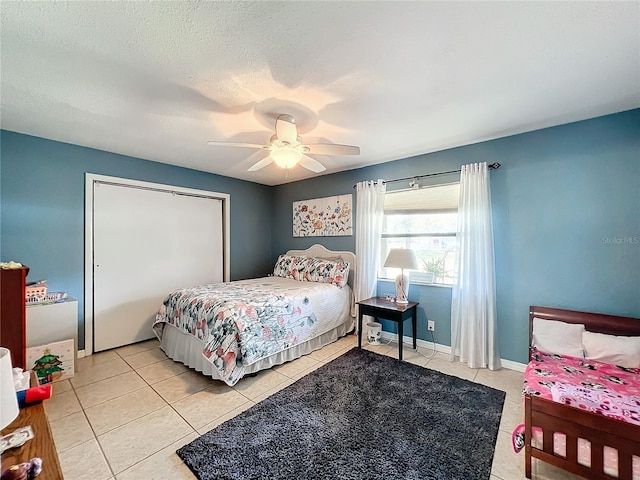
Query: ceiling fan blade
247,155,274,172
299,155,326,173
275,114,298,144
207,141,265,149
305,143,360,156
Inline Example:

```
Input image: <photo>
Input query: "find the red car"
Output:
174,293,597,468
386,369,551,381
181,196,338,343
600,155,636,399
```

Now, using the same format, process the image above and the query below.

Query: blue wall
2,109,638,363
272,109,640,364
0,131,274,349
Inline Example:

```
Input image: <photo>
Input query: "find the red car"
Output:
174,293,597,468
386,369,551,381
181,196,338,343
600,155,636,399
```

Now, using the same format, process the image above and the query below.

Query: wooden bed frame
525,306,640,480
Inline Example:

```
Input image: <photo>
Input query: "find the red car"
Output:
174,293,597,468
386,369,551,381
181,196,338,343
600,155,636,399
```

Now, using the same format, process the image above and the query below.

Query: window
379,183,459,285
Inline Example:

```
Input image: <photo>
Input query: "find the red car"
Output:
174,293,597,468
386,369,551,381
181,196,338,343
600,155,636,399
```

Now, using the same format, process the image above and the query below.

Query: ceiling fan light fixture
271,146,302,169
210,113,359,174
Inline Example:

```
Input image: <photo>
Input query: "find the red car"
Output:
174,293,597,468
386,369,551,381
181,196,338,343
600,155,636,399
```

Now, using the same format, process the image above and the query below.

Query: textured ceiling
1,2,639,186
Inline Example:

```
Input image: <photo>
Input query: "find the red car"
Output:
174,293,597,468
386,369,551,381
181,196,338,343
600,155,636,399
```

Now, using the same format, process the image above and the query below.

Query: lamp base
395,272,409,304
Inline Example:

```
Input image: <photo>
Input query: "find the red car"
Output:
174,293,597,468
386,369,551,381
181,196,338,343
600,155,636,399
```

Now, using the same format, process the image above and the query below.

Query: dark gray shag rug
177,347,505,480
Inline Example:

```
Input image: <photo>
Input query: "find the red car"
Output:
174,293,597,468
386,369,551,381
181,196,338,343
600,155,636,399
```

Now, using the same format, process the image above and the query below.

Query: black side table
357,297,419,361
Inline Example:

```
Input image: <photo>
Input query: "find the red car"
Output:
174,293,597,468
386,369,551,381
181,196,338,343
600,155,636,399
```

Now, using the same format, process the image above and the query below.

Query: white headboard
286,244,356,290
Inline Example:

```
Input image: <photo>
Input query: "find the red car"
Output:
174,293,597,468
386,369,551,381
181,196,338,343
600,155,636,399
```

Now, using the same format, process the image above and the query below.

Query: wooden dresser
1,268,63,477
0,267,28,369
1,402,63,479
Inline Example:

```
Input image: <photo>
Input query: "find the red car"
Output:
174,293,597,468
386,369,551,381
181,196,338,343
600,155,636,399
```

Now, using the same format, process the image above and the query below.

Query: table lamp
1,347,19,431
383,248,418,304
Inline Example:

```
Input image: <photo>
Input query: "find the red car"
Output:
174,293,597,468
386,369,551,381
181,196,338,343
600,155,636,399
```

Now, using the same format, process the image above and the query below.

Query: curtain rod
352,162,501,189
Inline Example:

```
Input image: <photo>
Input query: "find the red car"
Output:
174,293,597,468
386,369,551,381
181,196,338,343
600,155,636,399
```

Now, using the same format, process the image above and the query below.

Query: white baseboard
380,331,450,354
77,349,86,359
500,358,526,372
379,331,527,372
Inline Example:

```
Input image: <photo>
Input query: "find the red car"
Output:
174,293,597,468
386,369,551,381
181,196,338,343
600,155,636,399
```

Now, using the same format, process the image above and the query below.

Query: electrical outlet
428,320,435,331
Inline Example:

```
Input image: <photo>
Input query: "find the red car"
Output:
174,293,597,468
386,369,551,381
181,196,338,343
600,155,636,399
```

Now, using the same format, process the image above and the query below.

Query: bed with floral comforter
153,276,352,386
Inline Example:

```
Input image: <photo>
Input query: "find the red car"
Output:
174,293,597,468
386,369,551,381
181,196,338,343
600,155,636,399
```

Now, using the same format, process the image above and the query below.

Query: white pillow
532,318,585,358
582,331,640,368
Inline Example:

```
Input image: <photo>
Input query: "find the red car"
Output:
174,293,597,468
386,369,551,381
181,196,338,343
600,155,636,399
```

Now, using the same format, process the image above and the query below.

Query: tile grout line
56,437,113,480
194,400,257,436
96,359,194,478
79,383,148,411
115,432,197,477
73,353,169,479
133,356,202,456
55,341,166,478
86,390,168,436
67,379,117,480
71,372,119,479
99,403,195,476
72,339,520,479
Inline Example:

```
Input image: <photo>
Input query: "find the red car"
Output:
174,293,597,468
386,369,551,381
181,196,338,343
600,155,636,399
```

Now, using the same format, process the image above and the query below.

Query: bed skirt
159,319,355,382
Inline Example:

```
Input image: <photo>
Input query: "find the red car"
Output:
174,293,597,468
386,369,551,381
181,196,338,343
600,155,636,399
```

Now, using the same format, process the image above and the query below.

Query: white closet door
93,183,223,352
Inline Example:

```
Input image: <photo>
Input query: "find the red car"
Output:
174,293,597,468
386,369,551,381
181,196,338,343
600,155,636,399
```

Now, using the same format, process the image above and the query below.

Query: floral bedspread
523,348,640,425
153,277,352,386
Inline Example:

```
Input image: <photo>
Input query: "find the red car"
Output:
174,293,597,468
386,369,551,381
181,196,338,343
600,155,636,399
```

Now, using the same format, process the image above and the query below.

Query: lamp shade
0,347,19,430
383,248,419,270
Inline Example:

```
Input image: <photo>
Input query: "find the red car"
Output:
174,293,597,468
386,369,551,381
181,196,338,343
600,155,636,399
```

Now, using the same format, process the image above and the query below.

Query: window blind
384,183,460,213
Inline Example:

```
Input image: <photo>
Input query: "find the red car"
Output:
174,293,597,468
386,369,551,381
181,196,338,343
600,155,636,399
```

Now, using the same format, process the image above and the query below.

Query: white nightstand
26,298,78,369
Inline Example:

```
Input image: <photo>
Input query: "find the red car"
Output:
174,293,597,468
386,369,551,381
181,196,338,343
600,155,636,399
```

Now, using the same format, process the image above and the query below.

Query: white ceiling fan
207,114,360,173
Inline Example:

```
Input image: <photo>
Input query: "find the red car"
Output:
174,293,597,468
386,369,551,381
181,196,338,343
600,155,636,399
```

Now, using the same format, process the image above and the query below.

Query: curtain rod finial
489,163,501,170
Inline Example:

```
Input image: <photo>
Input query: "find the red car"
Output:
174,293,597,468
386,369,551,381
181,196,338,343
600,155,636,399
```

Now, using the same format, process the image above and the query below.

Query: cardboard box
26,339,74,384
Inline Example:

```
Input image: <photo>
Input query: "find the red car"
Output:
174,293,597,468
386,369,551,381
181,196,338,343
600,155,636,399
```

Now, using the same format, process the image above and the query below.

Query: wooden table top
357,297,419,312
1,402,63,480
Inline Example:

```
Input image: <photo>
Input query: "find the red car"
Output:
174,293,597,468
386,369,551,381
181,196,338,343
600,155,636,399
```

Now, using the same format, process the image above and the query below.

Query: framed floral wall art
293,194,352,237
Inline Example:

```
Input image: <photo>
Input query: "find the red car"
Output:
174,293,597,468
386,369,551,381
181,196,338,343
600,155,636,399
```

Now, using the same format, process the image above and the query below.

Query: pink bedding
524,347,640,426
514,348,640,478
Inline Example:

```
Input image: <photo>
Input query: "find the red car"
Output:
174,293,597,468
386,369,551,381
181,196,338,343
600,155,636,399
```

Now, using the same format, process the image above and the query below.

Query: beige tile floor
44,334,584,480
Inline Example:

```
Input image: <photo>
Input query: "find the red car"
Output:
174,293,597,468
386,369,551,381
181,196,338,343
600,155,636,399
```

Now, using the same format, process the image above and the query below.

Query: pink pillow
302,257,350,288
272,254,307,280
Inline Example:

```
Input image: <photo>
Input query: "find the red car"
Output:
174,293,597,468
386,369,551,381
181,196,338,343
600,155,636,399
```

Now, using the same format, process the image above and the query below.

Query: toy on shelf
0,458,42,480
24,281,67,306
27,343,74,384
25,281,47,299
16,385,52,408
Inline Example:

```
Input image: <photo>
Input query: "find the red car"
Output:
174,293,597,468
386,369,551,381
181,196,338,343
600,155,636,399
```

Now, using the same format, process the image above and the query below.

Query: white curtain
355,180,386,331
451,162,501,370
